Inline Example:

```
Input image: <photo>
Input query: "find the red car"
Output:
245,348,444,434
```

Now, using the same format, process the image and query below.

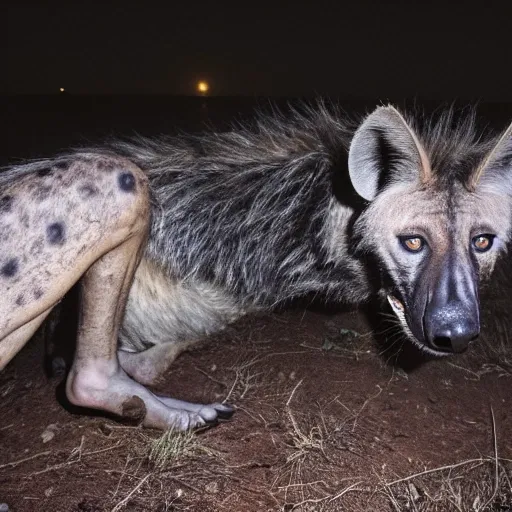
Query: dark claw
215,404,235,421
201,417,219,428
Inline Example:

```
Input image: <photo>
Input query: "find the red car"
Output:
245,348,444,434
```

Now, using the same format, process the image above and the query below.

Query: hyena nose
426,314,480,354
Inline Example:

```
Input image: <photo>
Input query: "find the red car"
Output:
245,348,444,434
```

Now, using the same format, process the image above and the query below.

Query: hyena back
1,103,511,430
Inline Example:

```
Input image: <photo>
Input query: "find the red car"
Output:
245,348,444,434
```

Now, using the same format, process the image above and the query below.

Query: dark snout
423,261,480,354
424,304,479,353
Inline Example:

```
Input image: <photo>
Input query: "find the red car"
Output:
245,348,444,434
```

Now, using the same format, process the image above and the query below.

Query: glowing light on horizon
59,87,65,92
197,81,209,94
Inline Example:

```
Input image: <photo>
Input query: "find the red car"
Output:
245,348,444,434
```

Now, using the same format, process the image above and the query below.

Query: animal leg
0,155,229,430
0,155,147,367
118,341,234,420
118,340,198,386
65,233,233,429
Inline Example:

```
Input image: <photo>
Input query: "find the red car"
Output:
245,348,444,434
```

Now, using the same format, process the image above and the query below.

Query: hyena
0,103,511,430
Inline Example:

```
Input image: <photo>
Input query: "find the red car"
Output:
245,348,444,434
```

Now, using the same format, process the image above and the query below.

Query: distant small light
197,81,209,94
59,87,65,93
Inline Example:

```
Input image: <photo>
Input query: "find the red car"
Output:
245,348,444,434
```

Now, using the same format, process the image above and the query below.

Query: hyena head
348,106,512,356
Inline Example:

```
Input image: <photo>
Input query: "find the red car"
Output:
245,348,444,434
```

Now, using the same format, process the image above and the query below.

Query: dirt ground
1,295,511,511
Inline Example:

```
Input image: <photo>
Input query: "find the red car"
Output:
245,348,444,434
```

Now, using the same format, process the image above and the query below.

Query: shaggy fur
3,101,511,364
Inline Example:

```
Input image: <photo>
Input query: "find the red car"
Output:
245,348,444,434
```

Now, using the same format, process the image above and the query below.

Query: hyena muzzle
0,103,511,430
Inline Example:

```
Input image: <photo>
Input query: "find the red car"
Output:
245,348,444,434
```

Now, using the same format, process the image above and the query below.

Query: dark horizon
3,92,512,102
4,94,511,168
6,2,512,101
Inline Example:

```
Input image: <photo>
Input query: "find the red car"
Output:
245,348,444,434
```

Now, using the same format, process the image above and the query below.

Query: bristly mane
103,101,501,308
108,101,366,308
404,105,499,187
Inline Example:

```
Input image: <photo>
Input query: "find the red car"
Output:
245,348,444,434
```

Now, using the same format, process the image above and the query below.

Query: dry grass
144,427,220,470
377,406,512,511
380,457,512,511
224,356,266,402
268,379,364,510
3,297,511,511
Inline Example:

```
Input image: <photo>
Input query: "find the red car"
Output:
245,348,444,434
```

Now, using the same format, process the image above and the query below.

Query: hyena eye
472,234,495,253
399,236,425,253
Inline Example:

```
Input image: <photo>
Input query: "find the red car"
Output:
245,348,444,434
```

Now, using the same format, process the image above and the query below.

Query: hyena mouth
387,294,404,314
386,294,452,356
386,294,412,336
386,294,426,349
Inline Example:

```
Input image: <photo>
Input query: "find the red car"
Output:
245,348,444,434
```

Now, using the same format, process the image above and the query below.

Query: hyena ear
469,122,512,193
348,105,431,201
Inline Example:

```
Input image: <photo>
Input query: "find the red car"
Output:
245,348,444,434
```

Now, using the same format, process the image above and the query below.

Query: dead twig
0,450,51,469
481,406,499,511
286,378,304,407
352,384,383,432
288,481,362,510
28,440,124,476
385,458,489,486
194,366,228,388
110,473,151,512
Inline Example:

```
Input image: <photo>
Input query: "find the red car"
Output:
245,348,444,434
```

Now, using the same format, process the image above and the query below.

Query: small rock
408,482,420,501
41,424,58,443
205,481,218,494
0,504,9,512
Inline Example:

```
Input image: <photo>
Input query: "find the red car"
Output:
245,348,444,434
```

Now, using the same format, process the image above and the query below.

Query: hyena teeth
387,295,405,313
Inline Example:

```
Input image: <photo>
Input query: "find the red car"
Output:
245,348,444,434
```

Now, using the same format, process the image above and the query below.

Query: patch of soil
1,306,511,511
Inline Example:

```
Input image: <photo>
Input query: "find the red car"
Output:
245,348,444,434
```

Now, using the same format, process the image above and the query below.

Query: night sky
5,1,512,100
